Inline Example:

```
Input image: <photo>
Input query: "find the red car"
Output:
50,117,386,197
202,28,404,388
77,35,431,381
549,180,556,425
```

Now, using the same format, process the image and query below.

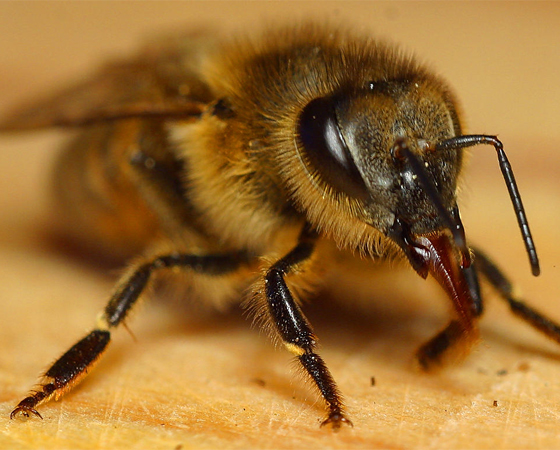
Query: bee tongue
411,233,480,317
389,220,481,319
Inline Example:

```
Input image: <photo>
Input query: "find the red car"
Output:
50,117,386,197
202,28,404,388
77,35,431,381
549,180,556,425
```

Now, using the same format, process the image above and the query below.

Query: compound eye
297,97,370,201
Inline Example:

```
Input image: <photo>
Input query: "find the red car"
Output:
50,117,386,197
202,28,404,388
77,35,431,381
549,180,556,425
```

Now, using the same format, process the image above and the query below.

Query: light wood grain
0,3,559,449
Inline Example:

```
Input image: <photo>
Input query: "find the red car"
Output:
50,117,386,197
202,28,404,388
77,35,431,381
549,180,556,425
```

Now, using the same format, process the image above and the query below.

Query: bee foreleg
263,225,352,430
473,248,560,344
10,250,247,420
417,265,483,369
416,319,479,369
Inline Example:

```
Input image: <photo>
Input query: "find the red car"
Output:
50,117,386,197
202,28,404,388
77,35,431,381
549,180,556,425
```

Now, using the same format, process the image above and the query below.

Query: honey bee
2,23,559,429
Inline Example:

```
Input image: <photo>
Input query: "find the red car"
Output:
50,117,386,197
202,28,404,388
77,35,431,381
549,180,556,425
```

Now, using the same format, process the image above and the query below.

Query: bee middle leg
10,250,248,420
473,248,560,344
260,224,351,429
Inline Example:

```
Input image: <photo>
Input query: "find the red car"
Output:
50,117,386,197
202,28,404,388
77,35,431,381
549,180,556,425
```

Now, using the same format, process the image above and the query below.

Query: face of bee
296,78,463,240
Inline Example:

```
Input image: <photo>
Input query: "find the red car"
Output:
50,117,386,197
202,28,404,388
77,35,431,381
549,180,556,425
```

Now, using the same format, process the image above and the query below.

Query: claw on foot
10,406,43,420
320,411,353,430
10,398,43,420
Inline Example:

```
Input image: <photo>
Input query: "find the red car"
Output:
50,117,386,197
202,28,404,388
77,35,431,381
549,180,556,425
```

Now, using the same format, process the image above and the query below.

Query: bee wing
0,42,211,130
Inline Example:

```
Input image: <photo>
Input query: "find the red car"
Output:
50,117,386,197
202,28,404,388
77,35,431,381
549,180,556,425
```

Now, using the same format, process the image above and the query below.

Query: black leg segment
264,224,352,429
105,252,248,327
474,248,560,344
10,250,247,419
10,330,110,419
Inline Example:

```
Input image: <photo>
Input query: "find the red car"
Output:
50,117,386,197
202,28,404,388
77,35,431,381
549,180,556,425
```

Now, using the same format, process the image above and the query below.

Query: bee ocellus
2,23,559,429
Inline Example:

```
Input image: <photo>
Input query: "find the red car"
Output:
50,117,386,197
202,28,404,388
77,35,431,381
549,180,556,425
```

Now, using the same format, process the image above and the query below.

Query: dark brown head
297,78,463,240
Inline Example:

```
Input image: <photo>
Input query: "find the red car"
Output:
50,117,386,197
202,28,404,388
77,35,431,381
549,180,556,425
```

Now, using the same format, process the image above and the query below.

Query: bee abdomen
51,120,161,263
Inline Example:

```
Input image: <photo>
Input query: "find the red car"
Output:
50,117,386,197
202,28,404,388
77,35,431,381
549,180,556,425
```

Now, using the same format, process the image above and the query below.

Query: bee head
296,78,463,253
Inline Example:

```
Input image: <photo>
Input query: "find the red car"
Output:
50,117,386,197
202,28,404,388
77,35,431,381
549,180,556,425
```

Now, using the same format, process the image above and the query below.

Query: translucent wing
0,35,213,130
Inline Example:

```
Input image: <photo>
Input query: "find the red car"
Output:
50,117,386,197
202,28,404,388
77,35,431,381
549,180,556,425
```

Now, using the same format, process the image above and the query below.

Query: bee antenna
392,139,471,268
435,135,540,276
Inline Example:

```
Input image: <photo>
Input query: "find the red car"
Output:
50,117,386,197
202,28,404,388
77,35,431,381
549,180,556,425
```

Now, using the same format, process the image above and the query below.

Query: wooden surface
0,2,559,449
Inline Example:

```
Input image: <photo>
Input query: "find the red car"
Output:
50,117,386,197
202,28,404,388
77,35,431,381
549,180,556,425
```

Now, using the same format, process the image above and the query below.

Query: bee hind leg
10,329,110,419
10,250,248,420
